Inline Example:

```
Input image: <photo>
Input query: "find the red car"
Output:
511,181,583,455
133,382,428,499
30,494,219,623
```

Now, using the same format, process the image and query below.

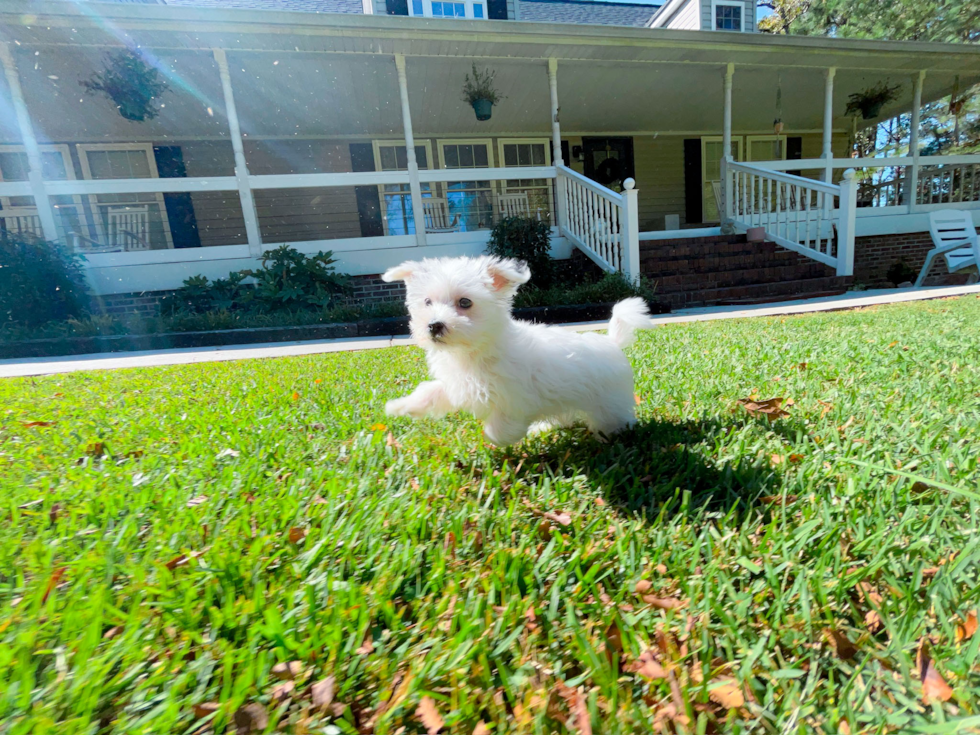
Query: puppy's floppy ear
485,257,531,294
382,260,420,283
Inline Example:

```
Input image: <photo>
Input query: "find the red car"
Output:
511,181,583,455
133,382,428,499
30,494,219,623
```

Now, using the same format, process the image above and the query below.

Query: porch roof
3,1,980,141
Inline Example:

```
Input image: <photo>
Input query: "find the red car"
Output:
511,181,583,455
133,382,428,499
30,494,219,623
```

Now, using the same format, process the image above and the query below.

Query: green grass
2,296,979,735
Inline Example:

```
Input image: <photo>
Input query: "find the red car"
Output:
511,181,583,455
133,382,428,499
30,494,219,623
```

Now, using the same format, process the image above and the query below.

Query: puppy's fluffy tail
608,297,651,349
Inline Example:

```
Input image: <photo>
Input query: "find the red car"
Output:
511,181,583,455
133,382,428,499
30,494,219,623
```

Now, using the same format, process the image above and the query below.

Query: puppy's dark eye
458,297,473,309
424,298,432,306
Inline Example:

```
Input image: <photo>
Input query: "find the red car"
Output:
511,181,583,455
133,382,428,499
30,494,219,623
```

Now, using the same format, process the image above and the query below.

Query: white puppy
383,255,650,446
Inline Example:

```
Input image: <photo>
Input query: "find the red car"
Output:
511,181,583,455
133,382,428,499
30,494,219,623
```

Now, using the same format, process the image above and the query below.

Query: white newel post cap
623,178,635,190
843,169,856,181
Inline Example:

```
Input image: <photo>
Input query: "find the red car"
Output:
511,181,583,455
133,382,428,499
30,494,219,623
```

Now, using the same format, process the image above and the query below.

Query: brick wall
349,274,405,304
853,231,975,288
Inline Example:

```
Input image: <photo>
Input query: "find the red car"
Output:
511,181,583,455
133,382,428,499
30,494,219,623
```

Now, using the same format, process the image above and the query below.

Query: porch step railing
555,164,641,282
721,156,857,277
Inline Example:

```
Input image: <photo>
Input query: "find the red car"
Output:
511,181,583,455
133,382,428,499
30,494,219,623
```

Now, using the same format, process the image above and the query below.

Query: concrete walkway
2,284,978,379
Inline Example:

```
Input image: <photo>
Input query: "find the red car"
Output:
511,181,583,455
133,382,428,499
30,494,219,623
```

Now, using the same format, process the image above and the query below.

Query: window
746,136,787,163
0,144,87,245
438,140,494,231
372,141,433,236
713,0,743,31
700,136,742,223
408,0,487,19
77,144,174,250
497,139,553,223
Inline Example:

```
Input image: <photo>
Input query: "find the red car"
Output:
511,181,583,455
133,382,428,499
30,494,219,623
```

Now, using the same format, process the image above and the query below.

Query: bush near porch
2,297,979,733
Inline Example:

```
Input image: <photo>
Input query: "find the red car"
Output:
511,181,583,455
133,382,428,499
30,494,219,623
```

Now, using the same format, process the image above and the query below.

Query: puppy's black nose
428,321,446,338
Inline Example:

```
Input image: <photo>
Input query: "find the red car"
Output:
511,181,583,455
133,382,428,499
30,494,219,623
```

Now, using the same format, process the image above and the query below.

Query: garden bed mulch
0,301,670,359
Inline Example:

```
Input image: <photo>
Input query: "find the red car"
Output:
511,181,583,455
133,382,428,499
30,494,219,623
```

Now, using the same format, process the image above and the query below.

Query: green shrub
163,272,252,315
0,233,90,328
486,216,554,288
242,245,350,311
886,260,918,286
513,271,658,309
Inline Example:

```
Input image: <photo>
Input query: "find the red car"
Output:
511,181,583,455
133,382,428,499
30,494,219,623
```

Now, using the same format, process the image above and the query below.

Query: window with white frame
497,139,553,223
712,0,743,31
409,0,487,19
372,141,433,236
438,140,494,231
0,145,88,245
77,144,174,250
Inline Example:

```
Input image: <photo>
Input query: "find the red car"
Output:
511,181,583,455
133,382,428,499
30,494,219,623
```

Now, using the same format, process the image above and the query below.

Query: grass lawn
2,296,979,735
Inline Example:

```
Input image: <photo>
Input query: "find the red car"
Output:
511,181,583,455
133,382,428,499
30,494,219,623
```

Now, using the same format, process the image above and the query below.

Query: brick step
646,263,833,293
641,252,805,278
660,276,851,309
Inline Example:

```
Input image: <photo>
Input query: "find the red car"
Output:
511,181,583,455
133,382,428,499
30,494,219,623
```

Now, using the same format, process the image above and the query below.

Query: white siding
663,0,700,29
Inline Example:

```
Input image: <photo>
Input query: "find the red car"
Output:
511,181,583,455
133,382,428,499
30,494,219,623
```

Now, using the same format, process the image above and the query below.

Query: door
701,136,743,223
582,137,635,191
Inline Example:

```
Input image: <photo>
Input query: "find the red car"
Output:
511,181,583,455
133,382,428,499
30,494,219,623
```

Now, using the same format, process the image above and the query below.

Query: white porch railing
555,164,641,282
721,156,858,276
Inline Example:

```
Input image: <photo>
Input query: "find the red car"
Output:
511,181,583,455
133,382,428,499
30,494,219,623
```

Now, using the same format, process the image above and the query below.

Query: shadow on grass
501,416,791,519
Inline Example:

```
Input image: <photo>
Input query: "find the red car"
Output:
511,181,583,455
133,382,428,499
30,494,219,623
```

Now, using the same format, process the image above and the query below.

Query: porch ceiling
3,1,980,141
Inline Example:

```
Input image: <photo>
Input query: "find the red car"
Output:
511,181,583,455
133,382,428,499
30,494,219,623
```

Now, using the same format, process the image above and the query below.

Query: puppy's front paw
385,397,413,417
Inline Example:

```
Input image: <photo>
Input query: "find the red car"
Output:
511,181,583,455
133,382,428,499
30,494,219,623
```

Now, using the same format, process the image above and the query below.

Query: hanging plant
81,49,168,122
461,64,503,122
845,81,901,121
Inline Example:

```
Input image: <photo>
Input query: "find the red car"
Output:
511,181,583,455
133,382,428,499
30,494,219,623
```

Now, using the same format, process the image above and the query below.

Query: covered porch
2,2,980,298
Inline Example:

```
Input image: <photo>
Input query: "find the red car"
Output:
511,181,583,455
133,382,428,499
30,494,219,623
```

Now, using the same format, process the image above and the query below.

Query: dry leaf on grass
554,682,592,735
856,582,884,634
707,677,745,709
356,636,374,656
642,595,685,611
917,639,954,703
272,660,307,680
186,495,208,507
86,441,107,457
291,392,300,401
817,399,834,418
736,397,791,421
370,423,387,432
288,527,307,544
956,611,978,643
103,625,124,640
21,421,55,428
192,702,220,719
633,650,668,680
271,680,295,703
472,722,491,735
759,494,799,505
41,566,67,604
823,628,858,660
311,676,336,711
634,393,642,405
416,696,444,734
165,548,206,572
233,703,269,733
789,454,804,464
635,579,653,594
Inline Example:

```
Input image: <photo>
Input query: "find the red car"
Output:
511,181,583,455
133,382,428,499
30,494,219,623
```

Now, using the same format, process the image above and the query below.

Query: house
1,0,979,313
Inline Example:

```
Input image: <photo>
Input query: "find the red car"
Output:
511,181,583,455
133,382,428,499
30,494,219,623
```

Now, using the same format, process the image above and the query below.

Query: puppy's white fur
383,255,650,446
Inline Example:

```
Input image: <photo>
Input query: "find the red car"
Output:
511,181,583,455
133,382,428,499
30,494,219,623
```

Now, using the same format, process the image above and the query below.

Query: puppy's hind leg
386,380,453,419
483,412,530,447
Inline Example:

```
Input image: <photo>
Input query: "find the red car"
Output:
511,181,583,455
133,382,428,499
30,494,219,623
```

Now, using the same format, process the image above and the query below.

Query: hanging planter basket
461,64,503,123
845,82,901,121
81,49,168,123
472,98,494,121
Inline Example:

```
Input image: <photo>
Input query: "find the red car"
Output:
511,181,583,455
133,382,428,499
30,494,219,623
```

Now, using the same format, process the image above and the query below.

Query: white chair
498,192,530,219
421,198,460,234
106,205,151,251
915,210,980,287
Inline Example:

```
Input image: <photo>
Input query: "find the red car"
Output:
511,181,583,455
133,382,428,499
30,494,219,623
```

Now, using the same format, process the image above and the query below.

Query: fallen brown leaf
103,625,124,640
789,453,804,464
818,399,833,418
770,454,783,466
233,702,269,733
356,636,374,656
416,696,444,734
288,527,307,544
186,495,207,508
635,579,653,594
655,563,668,575
272,660,306,680
21,421,55,428
386,432,400,448
165,549,205,572
41,566,67,604
642,595,685,611
796,362,808,371
544,510,572,526
472,722,491,735
311,676,336,711
759,494,799,504
49,504,61,524
634,650,668,680
708,677,744,709
555,682,592,735
838,720,852,735
956,611,978,643
823,628,858,660
192,702,220,719
291,392,300,401
86,441,107,457
917,639,953,703
271,679,295,703
444,531,456,559
888,340,899,348
736,396,790,421
634,393,642,405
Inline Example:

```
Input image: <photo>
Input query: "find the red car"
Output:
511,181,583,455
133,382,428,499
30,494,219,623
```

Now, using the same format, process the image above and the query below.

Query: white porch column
621,178,641,283
395,54,428,248
547,58,568,233
0,43,60,244
822,67,837,184
722,63,734,161
907,70,926,212
213,48,263,256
